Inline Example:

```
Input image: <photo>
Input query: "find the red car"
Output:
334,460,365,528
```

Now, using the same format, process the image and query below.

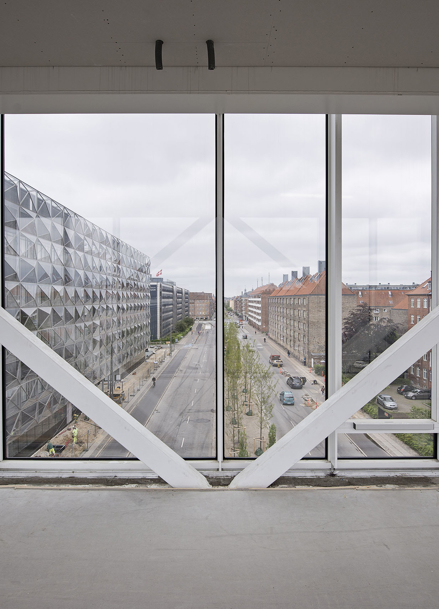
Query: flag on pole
156,269,162,277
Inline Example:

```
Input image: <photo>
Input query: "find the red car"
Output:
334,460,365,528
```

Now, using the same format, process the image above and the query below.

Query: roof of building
406,278,431,296
248,283,278,296
356,290,407,308
270,272,354,298
391,294,409,310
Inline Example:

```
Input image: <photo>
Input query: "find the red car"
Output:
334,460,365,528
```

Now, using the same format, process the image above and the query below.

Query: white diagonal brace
230,304,439,489
0,307,210,489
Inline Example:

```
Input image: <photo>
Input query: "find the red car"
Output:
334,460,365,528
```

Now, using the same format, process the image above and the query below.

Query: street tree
253,361,276,455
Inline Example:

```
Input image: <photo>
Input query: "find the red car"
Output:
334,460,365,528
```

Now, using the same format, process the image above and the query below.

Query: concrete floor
1,486,439,608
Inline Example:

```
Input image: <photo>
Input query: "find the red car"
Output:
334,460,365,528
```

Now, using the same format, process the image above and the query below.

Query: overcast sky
5,113,431,297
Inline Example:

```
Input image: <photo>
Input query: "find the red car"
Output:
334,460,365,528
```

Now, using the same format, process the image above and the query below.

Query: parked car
404,389,431,400
287,376,303,389
279,391,295,405
397,384,417,395
376,394,398,410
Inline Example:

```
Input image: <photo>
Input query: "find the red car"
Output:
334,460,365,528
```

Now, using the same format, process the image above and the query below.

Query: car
287,376,303,389
376,394,398,410
397,384,417,395
404,389,431,400
279,391,295,405
269,354,284,367
242,334,247,339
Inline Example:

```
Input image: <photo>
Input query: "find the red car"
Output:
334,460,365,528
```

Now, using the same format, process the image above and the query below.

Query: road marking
187,416,190,424
192,401,194,406
181,438,185,448
195,389,197,393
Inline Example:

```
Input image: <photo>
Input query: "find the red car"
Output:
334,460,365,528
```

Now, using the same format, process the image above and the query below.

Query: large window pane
225,115,326,458
340,115,433,458
3,115,216,459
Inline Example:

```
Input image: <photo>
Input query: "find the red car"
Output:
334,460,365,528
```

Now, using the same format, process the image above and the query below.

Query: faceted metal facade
3,172,150,456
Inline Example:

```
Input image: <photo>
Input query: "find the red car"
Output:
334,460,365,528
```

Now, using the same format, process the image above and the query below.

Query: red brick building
406,279,431,389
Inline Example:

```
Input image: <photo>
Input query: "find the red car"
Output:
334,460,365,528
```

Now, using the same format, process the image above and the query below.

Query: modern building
150,277,189,340
4,172,150,456
189,292,215,319
269,272,357,367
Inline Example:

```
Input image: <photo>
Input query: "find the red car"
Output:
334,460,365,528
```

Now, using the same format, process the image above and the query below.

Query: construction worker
47,441,55,457
72,425,78,444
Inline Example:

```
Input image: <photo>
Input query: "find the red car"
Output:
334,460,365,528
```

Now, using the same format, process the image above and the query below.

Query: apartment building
407,279,432,389
269,272,357,367
247,284,278,332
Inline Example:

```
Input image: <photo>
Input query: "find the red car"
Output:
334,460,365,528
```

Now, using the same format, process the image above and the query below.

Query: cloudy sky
5,113,431,296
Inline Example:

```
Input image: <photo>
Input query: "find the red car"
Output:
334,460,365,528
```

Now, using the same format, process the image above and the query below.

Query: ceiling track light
155,40,163,70
206,40,215,70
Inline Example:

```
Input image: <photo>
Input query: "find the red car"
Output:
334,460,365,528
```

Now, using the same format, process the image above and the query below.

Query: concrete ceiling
1,0,439,69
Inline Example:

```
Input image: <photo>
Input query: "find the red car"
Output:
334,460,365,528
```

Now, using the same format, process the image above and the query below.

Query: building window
374,316,379,321
417,315,421,323
416,367,421,377
417,298,421,308
411,315,415,324
411,298,414,307
424,298,428,309
411,366,415,374
423,369,427,380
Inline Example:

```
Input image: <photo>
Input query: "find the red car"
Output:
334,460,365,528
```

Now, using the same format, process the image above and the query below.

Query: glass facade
4,172,150,457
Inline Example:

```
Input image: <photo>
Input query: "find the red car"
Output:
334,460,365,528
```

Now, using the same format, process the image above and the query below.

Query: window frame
1,107,438,477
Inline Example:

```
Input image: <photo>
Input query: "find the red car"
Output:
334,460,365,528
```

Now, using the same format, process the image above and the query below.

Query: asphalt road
147,323,216,458
95,317,389,460
239,321,389,458
95,322,216,459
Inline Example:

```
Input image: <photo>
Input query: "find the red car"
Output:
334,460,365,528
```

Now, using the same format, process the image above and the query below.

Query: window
423,353,428,361
2,111,437,474
424,298,428,309
411,298,415,307
411,315,415,324
417,367,421,377
4,114,216,460
417,316,421,323
423,369,427,380
417,298,421,308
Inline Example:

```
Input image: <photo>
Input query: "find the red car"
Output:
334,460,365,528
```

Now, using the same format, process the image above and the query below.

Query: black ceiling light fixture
155,40,163,70
206,40,215,70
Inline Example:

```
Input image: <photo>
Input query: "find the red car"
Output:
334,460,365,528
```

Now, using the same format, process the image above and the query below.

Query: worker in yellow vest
72,426,78,444
47,441,55,456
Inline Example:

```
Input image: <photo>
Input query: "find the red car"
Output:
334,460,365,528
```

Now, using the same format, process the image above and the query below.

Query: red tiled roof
392,294,409,310
356,290,407,308
269,272,355,298
406,278,431,296
248,283,278,296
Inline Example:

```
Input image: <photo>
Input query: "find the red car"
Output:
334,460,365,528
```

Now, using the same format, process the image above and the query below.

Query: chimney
318,260,326,273
302,266,310,277
291,271,298,280
282,274,288,284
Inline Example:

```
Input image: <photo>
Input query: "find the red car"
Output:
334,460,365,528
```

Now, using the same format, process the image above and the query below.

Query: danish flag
156,269,162,277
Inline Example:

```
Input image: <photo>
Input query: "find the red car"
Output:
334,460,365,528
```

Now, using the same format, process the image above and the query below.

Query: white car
376,394,398,410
